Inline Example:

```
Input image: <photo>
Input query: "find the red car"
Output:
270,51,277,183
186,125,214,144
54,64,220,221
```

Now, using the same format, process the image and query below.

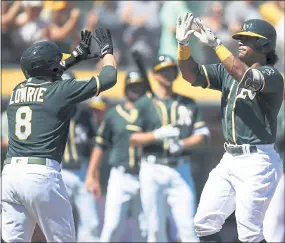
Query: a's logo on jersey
177,106,192,126
236,88,256,100
262,67,275,76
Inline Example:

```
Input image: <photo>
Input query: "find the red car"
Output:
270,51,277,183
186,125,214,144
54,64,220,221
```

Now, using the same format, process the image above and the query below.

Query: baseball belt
224,143,258,156
143,155,183,167
4,157,50,166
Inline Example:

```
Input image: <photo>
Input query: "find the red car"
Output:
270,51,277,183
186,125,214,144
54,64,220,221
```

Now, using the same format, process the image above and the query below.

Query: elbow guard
239,68,265,92
98,65,117,93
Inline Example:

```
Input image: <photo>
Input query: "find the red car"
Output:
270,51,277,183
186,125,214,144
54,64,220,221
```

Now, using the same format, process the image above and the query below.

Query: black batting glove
72,29,92,61
62,30,100,70
92,28,113,58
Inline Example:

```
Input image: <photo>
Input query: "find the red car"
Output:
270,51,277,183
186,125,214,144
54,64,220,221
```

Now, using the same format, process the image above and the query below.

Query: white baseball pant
194,144,283,242
61,162,100,242
263,173,284,242
100,166,146,242
1,158,76,242
139,157,199,242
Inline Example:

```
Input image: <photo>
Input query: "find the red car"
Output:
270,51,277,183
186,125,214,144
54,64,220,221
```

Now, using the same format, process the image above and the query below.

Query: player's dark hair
266,50,279,66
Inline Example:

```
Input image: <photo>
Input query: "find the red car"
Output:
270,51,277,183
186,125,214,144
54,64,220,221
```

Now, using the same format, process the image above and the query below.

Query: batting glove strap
100,44,113,57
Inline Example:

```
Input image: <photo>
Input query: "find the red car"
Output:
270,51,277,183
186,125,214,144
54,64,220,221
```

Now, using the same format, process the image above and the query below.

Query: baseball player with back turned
85,71,148,242
176,13,284,243
130,55,210,242
1,28,117,242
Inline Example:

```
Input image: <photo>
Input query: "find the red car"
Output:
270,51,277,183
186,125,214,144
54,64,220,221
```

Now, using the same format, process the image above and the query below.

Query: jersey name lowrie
9,86,47,104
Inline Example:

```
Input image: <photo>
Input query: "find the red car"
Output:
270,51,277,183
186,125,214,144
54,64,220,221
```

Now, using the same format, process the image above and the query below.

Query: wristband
60,55,79,70
177,45,190,60
215,44,232,62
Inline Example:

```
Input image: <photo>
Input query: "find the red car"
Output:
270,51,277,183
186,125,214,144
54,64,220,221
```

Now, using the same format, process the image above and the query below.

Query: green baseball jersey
135,92,208,156
62,104,98,169
95,102,143,168
193,64,284,145
6,76,100,162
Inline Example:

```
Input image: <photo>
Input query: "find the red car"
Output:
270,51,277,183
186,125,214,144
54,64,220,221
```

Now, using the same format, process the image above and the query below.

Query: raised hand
92,28,113,58
193,17,222,49
176,13,195,46
72,29,92,61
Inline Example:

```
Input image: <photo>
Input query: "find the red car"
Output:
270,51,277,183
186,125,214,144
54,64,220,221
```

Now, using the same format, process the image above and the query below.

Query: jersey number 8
15,106,32,140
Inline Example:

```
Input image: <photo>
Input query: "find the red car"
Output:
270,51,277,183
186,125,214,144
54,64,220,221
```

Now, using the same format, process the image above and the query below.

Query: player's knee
194,214,223,236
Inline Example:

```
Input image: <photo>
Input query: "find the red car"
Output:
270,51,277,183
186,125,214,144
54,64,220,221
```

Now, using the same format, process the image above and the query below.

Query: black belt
143,155,180,167
224,143,258,156
4,157,48,166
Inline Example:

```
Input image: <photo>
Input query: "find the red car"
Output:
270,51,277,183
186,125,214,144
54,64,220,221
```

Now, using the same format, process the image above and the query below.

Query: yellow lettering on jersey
9,91,15,104
37,88,46,102
27,87,35,102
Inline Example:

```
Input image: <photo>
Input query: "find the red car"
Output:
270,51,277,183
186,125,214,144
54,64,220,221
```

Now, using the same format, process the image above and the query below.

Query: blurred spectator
159,1,191,60
119,1,161,66
3,1,49,61
258,1,284,27
224,1,263,55
198,1,231,64
1,1,22,62
41,1,81,53
86,1,123,65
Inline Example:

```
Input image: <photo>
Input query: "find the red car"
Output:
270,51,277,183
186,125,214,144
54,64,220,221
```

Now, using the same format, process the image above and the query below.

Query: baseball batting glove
168,139,184,156
92,28,113,58
61,29,99,69
153,125,180,141
193,18,222,49
176,13,195,46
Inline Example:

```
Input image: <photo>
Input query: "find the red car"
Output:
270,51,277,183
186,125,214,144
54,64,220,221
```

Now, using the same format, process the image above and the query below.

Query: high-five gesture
193,17,222,49
176,13,195,46
72,29,92,60
93,28,113,58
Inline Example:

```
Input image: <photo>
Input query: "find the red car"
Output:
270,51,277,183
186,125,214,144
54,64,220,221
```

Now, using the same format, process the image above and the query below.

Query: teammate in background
1,28,117,242
85,71,148,242
130,55,210,242
60,71,100,242
263,87,285,243
177,14,284,243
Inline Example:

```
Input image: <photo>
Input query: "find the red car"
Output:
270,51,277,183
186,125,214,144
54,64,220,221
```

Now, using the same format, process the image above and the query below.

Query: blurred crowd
2,0,284,71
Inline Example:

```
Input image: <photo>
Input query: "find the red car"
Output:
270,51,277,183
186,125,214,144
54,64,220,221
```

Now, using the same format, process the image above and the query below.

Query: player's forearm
87,147,104,180
214,44,248,82
98,62,117,93
102,54,117,69
177,44,200,84
181,134,207,151
130,132,157,146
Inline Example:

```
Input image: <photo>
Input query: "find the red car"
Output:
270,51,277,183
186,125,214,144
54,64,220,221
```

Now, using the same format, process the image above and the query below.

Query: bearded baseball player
130,55,210,242
1,28,117,242
85,71,148,242
176,13,284,243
